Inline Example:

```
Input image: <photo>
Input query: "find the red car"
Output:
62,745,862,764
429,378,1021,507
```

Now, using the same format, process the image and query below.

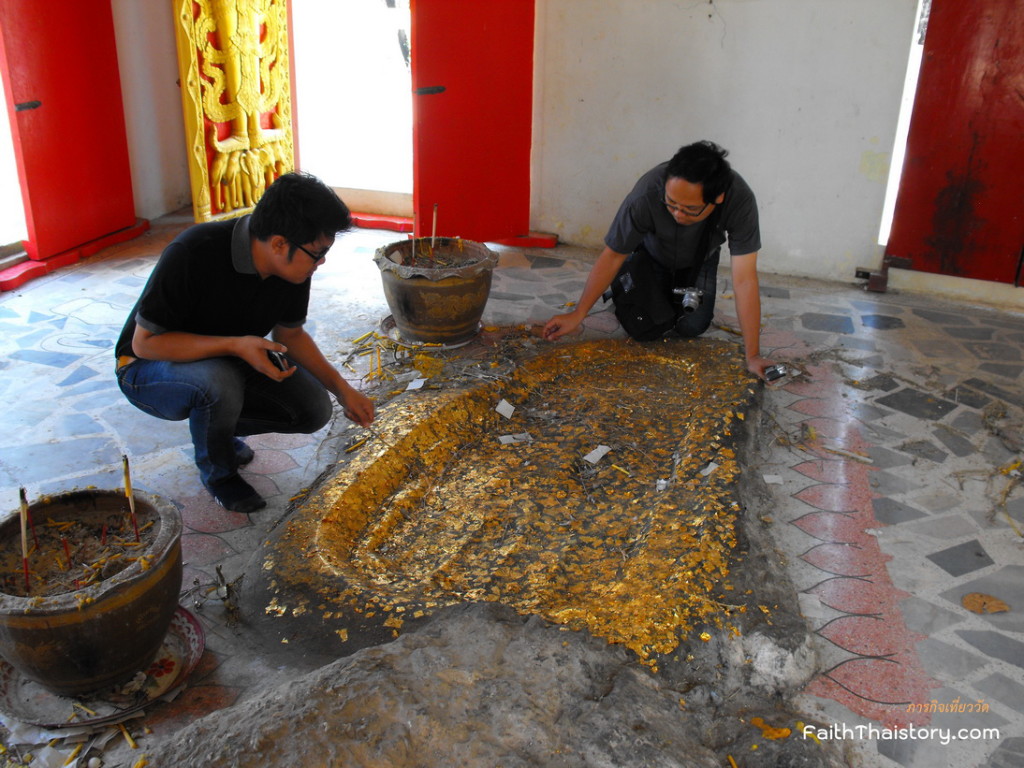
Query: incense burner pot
0,489,182,697
374,237,498,345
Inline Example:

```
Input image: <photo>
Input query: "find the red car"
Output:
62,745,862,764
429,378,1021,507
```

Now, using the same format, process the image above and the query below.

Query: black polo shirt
115,216,309,358
604,162,761,271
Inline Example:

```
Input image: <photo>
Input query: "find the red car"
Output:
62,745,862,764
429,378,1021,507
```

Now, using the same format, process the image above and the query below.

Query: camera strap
674,200,725,289
667,180,733,290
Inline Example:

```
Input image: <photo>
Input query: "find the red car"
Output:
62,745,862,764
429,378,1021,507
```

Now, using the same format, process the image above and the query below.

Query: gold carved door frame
173,0,295,222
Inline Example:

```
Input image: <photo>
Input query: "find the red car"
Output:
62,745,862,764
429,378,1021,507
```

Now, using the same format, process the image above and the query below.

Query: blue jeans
116,357,332,487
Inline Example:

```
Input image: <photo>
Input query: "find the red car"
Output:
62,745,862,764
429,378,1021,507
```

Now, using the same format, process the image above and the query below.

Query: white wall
110,0,191,220
110,0,1016,306
532,0,919,284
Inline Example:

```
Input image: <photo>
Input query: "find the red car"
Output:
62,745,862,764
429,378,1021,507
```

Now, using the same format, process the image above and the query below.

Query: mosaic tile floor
0,209,1022,767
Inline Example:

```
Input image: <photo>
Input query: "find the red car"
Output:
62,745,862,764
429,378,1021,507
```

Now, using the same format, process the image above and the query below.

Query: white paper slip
495,399,516,419
406,378,426,390
498,433,533,445
763,474,784,485
583,445,612,464
699,461,719,477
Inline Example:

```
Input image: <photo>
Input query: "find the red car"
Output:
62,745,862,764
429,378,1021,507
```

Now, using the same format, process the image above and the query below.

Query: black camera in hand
267,350,287,371
672,286,703,314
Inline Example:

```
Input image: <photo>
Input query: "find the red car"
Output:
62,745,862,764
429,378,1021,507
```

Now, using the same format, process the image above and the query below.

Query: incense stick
122,455,140,541
431,203,438,253
18,487,30,591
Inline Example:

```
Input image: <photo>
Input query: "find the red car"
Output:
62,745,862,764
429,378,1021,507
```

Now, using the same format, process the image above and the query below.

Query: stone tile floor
1,209,1023,767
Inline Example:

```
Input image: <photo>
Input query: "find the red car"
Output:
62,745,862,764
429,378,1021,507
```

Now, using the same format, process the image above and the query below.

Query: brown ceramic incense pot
0,489,182,697
374,236,498,345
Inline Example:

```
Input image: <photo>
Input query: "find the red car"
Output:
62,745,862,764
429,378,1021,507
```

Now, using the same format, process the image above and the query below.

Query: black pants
610,248,720,341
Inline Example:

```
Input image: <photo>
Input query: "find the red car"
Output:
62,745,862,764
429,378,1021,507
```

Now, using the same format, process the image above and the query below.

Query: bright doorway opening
0,71,27,247
291,0,412,215
877,0,927,246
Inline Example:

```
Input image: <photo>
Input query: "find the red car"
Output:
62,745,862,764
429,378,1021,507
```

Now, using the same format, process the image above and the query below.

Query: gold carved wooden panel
173,0,295,222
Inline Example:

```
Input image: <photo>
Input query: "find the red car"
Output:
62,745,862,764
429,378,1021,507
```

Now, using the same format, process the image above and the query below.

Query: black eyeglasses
291,242,330,263
664,198,711,217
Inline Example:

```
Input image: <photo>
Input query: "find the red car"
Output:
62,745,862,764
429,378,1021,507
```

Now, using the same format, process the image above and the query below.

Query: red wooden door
885,0,1024,285
410,0,534,244
0,0,136,261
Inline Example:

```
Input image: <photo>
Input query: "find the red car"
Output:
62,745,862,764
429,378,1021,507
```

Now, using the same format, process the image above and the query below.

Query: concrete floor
1,210,1023,767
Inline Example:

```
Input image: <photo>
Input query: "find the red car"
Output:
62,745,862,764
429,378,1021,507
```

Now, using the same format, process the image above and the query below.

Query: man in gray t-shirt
543,140,775,379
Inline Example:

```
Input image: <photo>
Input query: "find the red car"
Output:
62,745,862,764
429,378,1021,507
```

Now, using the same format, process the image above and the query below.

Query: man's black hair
665,140,733,203
248,172,352,247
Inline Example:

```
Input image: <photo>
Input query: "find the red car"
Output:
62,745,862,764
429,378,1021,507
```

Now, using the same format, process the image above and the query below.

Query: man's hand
746,354,776,380
236,336,296,381
341,389,375,427
543,311,583,341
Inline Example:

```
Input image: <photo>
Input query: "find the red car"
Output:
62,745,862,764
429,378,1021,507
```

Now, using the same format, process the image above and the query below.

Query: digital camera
672,286,703,314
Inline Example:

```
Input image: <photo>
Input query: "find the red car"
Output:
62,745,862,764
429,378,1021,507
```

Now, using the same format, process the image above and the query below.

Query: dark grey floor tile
989,737,1024,768
489,290,541,302
924,686,1011,736
943,385,989,411
927,540,995,577
865,445,915,469
801,313,855,334
975,673,1024,716
981,435,1020,466
860,314,905,330
869,470,922,495
911,490,962,513
872,497,928,524
8,349,83,368
913,308,975,325
876,735,917,766
760,285,789,299
58,365,102,387
876,388,958,420
950,410,987,435
899,596,964,636
56,413,106,436
896,439,947,463
979,363,1023,379
931,426,976,458
860,373,901,392
910,337,967,358
984,315,1024,331
527,255,566,269
905,514,975,539
917,638,989,680
943,326,996,340
963,342,1023,362
939,566,1024,634
956,630,1024,671
964,377,1024,409
850,402,893,423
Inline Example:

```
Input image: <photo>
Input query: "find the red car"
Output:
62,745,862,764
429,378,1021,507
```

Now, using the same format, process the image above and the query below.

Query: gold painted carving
173,0,295,221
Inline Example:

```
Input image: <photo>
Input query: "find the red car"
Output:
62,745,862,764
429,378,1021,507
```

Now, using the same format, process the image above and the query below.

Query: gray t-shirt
604,162,761,272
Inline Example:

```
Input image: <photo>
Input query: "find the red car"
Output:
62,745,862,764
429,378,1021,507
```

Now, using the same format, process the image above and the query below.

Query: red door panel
410,0,534,243
0,0,136,261
886,0,1024,285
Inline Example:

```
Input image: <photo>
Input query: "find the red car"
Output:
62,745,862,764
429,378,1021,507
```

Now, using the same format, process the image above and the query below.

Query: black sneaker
206,475,266,514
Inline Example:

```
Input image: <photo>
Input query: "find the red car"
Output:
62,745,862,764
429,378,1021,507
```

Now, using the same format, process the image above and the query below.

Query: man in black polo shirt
543,140,775,379
115,173,375,513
